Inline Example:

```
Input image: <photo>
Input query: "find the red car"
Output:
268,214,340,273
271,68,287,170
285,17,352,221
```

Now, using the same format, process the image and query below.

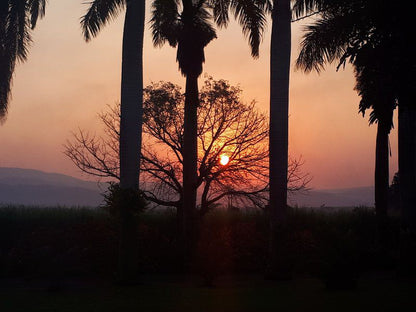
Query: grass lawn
1,275,415,312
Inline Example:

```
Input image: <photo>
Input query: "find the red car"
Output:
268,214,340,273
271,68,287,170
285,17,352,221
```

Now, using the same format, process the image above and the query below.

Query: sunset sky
0,1,398,189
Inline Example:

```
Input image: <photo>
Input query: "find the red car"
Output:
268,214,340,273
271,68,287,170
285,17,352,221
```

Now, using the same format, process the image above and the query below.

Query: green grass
1,275,415,312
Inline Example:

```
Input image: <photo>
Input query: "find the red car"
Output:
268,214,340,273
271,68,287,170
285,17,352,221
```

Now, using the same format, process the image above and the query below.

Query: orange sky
0,1,398,189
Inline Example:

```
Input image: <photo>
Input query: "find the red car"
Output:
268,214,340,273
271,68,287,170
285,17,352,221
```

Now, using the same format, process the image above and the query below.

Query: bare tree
64,77,310,214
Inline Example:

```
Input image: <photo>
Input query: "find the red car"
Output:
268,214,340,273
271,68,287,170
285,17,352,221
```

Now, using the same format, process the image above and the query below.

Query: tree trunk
182,73,199,265
117,0,145,284
375,119,390,244
399,103,416,228
397,100,416,277
375,120,389,216
267,0,291,279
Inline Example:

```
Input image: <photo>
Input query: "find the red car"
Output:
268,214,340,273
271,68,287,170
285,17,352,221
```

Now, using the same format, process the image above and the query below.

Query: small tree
65,77,310,215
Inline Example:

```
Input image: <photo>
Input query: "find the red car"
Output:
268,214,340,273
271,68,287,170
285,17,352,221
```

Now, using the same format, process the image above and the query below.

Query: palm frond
176,3,217,76
81,0,126,42
230,0,267,58
0,0,47,121
355,43,397,129
150,0,180,47
28,0,46,28
1,0,31,120
296,12,359,72
0,52,14,121
292,0,323,19
209,0,230,27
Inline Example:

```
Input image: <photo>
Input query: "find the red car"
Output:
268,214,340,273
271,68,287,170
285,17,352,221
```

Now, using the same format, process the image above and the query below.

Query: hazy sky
0,1,398,189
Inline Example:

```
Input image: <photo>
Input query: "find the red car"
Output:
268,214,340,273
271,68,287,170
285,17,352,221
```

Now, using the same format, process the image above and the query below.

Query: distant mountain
289,186,374,208
0,167,105,207
0,167,375,208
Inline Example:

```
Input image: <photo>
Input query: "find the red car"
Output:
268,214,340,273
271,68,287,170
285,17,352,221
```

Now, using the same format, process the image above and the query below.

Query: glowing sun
219,155,230,166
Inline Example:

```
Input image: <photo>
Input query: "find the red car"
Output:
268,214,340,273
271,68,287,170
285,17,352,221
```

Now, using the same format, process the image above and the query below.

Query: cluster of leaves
102,183,147,216
0,0,46,120
295,0,415,126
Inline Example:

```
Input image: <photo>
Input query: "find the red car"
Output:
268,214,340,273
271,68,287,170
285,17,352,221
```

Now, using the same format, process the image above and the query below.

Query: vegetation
1,0,415,305
0,0,46,121
150,0,267,258
81,0,146,283
267,0,292,278
294,0,416,228
295,0,396,223
0,206,401,285
65,77,310,214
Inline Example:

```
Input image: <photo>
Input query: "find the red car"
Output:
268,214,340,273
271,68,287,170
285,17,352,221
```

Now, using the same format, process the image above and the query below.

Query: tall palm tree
151,0,215,258
150,0,266,259
234,0,292,278
267,0,292,279
0,0,46,122
355,44,397,221
294,0,399,216
393,11,416,230
81,0,145,283
294,0,416,227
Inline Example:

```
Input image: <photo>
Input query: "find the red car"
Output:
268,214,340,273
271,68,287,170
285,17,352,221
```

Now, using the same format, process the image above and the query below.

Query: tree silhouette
150,0,267,259
266,0,292,279
294,0,398,220
294,0,416,229
0,0,46,122
65,78,310,216
81,0,145,283
231,0,296,279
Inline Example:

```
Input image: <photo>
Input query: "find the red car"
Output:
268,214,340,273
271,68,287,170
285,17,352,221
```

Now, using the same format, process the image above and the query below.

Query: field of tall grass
0,205,401,287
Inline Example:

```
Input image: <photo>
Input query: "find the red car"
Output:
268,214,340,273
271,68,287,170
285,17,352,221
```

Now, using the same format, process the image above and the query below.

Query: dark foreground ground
1,274,416,312
1,206,415,311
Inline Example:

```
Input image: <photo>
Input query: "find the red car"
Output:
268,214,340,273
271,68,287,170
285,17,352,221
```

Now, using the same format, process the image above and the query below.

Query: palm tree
268,0,292,278
150,0,266,259
355,44,397,222
295,1,416,225
233,0,292,278
81,0,145,283
295,0,416,229
0,0,46,122
151,0,215,258
295,0,400,217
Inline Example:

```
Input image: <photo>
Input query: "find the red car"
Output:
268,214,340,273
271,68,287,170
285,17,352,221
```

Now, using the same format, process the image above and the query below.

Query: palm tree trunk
375,120,389,216
182,73,199,264
117,0,145,284
267,0,291,279
398,101,416,276
399,103,416,228
375,119,390,244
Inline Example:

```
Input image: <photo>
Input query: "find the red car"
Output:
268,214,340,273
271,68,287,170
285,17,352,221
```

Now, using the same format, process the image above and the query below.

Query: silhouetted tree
265,0,292,279
0,0,46,122
81,0,145,283
389,172,400,213
65,78,310,216
234,0,292,279
294,0,399,221
150,0,266,260
294,0,416,229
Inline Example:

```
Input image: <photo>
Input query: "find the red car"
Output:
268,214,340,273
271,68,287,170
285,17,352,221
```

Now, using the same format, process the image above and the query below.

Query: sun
219,154,230,166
